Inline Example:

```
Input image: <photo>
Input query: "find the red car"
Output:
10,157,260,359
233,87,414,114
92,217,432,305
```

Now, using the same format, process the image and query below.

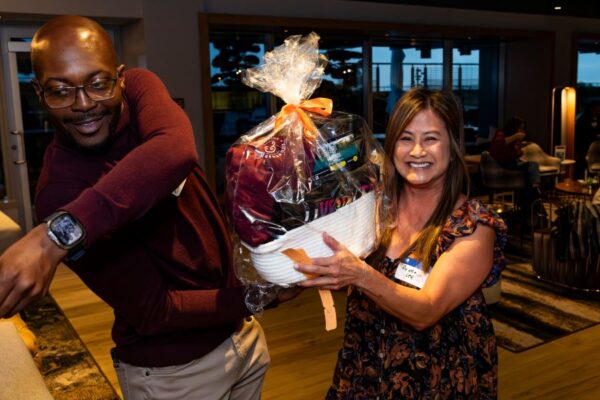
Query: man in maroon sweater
0,15,272,399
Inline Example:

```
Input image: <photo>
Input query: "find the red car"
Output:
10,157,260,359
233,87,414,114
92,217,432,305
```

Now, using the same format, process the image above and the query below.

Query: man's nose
71,87,96,112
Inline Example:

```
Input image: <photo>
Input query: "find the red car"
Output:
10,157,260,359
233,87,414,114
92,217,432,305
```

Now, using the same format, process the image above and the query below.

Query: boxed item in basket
225,32,384,290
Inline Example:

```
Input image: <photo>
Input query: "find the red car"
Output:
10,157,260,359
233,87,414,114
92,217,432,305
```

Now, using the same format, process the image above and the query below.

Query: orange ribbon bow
274,98,333,140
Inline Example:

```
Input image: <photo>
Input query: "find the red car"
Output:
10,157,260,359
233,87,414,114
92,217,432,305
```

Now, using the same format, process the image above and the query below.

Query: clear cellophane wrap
225,32,385,319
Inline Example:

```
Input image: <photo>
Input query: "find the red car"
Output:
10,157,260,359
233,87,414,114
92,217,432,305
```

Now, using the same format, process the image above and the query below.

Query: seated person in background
489,116,527,164
490,116,541,209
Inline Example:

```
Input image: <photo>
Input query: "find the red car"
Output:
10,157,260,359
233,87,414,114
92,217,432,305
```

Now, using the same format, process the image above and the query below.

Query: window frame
199,13,553,192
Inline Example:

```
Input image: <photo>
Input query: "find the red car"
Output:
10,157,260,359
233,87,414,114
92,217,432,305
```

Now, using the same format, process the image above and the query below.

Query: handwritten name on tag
394,257,429,289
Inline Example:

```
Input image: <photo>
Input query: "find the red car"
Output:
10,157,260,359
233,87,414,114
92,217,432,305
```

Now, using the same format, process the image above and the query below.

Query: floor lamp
551,86,576,158
551,86,576,179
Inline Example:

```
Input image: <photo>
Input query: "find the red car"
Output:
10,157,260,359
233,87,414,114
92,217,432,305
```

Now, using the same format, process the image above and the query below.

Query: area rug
20,296,119,400
490,262,600,353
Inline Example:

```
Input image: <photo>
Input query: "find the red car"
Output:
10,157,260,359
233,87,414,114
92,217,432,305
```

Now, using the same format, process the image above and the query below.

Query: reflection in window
452,42,499,149
209,32,268,195
453,47,480,144
372,43,443,135
270,35,364,117
313,40,363,116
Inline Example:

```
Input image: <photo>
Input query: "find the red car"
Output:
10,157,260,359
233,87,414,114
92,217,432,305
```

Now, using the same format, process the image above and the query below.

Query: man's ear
117,64,126,90
31,79,43,102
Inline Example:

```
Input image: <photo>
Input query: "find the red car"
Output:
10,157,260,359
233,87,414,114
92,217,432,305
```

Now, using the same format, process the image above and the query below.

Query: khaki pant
113,317,270,400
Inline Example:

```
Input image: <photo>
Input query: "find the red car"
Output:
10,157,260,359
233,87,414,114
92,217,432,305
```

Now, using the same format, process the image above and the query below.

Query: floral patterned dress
326,199,507,400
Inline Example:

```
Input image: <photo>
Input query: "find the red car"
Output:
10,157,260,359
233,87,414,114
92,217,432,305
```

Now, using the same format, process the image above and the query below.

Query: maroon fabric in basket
226,135,314,247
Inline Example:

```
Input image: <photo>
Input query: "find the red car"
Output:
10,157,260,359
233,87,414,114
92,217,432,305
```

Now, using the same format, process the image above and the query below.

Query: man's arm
59,69,198,246
0,69,198,318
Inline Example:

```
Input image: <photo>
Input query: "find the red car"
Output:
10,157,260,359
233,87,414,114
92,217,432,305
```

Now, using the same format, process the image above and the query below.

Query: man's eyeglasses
39,78,119,109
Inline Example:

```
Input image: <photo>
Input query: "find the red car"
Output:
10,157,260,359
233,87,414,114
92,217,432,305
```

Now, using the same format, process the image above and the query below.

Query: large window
452,46,479,138
209,32,269,194
312,38,363,116
206,25,503,194
575,38,600,171
576,40,600,96
452,41,499,148
269,34,365,116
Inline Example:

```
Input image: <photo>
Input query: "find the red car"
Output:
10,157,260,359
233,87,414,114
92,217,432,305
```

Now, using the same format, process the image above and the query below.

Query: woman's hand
296,232,370,290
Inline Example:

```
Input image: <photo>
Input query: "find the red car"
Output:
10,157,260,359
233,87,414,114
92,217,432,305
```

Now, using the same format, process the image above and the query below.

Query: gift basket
225,32,384,321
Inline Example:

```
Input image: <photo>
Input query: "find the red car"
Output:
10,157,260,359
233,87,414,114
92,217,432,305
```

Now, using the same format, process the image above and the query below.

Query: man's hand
0,224,67,318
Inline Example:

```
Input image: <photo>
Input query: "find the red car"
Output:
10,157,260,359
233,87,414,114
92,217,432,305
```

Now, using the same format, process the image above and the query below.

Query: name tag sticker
172,179,187,197
394,257,429,289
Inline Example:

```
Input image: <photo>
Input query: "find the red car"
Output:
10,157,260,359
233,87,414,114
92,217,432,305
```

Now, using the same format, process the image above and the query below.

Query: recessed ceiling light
554,5,562,11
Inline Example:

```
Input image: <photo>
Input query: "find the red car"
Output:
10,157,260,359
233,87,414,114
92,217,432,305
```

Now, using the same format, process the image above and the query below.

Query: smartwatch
44,211,86,260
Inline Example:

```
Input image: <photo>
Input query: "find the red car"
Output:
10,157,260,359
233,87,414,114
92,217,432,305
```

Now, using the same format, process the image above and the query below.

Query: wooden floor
50,264,600,400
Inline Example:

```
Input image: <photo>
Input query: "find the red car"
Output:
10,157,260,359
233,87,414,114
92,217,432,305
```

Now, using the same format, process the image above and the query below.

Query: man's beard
61,107,121,155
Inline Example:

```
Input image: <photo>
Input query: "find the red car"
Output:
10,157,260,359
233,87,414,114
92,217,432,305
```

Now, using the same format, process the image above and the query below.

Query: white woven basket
243,191,377,285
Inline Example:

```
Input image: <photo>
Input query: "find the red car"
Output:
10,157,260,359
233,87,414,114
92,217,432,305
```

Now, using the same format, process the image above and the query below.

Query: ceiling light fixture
554,5,562,11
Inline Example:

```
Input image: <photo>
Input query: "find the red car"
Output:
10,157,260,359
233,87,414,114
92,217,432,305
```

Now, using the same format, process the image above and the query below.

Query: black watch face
50,214,84,247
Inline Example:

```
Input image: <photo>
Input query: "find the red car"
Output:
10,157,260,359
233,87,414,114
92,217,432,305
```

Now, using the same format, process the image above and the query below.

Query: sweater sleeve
61,69,198,246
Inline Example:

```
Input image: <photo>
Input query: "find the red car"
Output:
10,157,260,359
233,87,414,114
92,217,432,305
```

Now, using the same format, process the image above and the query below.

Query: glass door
1,27,40,231
575,38,600,174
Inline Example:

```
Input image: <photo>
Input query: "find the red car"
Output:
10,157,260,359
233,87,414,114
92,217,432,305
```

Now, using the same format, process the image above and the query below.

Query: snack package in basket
225,32,384,321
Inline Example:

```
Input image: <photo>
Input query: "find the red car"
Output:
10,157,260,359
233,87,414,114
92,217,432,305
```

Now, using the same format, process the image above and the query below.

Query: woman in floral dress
297,88,507,399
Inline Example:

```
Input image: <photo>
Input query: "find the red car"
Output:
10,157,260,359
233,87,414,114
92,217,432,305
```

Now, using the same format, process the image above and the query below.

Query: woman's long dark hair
369,88,470,271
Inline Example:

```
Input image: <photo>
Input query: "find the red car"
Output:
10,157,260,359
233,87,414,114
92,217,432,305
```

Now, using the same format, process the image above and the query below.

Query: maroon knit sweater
35,68,249,367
